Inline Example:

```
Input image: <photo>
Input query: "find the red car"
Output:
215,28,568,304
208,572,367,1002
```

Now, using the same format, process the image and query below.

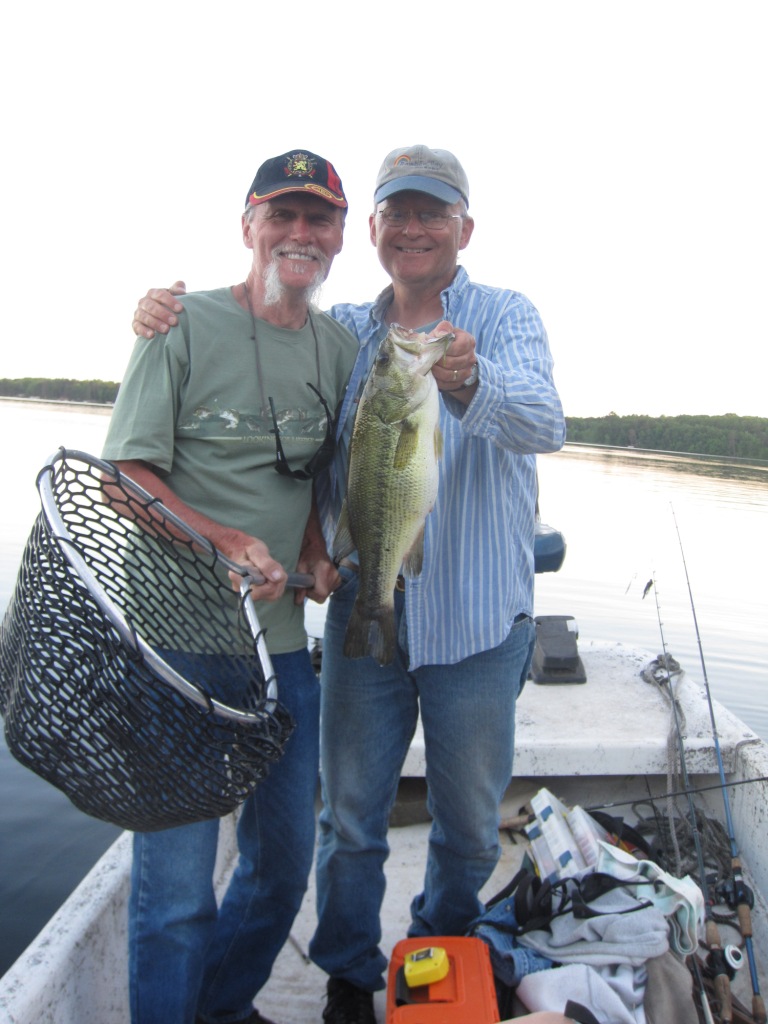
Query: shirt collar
369,266,469,328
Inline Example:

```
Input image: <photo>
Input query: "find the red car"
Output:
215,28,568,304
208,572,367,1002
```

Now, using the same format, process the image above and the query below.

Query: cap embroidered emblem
284,153,316,179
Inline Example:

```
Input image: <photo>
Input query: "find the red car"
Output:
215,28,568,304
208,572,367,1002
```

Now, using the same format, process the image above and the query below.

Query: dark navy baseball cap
245,150,347,209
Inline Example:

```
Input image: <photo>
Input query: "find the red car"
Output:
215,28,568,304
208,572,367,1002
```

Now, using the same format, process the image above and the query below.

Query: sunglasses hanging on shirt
246,284,337,481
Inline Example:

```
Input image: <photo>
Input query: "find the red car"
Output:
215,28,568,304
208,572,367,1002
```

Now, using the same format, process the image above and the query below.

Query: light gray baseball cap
374,145,470,207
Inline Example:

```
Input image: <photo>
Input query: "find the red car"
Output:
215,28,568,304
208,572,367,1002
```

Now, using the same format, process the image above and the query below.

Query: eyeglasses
377,208,463,230
269,383,336,480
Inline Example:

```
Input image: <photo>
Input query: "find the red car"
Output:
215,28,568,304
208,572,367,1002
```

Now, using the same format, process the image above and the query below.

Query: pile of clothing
471,789,704,1024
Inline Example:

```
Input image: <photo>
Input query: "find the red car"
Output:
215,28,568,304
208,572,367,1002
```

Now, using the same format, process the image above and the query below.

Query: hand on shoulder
132,281,187,338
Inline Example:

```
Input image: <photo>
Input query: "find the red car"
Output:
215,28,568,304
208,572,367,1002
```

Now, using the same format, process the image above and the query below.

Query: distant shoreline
2,396,766,464
561,440,768,467
0,396,112,412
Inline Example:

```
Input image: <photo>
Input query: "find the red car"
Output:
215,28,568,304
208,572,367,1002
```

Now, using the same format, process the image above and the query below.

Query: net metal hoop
0,448,296,831
36,450,279,722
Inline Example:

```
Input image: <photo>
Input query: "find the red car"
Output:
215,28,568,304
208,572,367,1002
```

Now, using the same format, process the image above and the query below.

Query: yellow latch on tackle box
403,946,450,988
387,936,500,1023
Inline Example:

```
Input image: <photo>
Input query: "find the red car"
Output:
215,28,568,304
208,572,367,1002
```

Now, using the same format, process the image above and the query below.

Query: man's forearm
110,460,245,559
108,460,287,597
295,486,340,603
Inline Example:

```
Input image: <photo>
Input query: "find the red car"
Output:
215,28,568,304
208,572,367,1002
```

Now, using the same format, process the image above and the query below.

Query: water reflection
565,443,768,485
535,443,768,741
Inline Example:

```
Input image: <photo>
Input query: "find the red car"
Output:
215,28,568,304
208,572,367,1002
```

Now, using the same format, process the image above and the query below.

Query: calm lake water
1,399,767,976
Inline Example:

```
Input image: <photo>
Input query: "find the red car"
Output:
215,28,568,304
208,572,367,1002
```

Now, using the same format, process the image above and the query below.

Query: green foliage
565,414,768,460
0,378,119,404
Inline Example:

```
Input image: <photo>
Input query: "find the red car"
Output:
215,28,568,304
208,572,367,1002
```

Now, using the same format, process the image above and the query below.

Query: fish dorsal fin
393,419,419,470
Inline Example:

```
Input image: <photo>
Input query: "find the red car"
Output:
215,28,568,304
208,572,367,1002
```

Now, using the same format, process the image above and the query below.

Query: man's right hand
132,281,187,338
226,534,289,604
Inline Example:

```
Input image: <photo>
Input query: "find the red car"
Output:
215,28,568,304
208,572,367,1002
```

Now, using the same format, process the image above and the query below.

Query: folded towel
595,841,704,955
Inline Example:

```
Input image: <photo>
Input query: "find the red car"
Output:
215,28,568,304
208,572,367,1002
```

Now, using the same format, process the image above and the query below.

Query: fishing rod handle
738,902,754,939
733,897,768,1024
713,972,732,1024
753,993,767,1024
705,923,732,1024
243,571,315,589
730,858,756,940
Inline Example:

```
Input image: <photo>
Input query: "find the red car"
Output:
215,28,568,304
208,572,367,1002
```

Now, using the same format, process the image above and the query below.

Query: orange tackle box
385,936,499,1024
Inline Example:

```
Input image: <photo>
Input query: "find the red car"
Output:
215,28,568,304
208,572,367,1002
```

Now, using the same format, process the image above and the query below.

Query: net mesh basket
0,449,295,832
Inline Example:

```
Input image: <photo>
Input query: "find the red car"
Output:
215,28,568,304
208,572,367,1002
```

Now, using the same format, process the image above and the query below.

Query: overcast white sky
2,0,765,417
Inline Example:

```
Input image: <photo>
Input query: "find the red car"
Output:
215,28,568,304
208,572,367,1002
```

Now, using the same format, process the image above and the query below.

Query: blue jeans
309,569,534,991
128,648,320,1024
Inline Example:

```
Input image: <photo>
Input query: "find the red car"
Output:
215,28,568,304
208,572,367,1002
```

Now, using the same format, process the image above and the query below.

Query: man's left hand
294,554,340,606
431,320,478,399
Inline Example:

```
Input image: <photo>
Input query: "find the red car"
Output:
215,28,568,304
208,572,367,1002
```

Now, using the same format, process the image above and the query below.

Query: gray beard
263,257,326,308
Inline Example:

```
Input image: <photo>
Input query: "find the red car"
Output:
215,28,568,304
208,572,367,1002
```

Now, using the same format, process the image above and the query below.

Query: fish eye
377,353,390,366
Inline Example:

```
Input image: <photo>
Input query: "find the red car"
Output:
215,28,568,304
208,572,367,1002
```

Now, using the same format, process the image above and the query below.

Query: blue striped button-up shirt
317,266,565,669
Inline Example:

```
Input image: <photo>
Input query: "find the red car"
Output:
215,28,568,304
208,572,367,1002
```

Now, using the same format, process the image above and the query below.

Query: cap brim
374,176,463,206
247,184,347,208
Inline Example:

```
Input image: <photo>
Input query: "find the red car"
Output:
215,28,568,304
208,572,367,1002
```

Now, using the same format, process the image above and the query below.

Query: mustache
273,244,330,273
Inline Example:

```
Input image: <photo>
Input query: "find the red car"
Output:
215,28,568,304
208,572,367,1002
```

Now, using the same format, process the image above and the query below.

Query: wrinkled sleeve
445,292,565,454
102,324,190,473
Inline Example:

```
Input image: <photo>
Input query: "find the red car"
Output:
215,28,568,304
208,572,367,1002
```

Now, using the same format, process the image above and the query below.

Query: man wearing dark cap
103,150,357,1024
131,144,564,1024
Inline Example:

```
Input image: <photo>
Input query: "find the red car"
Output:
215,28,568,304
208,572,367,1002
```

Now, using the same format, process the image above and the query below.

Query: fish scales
333,325,453,665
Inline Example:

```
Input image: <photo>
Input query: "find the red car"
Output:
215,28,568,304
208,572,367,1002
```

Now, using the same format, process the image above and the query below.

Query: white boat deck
403,641,761,778
2,642,767,1024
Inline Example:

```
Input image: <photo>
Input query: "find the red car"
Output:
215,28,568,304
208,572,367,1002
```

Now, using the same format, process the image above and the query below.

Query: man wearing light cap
311,145,564,1024
105,149,357,1024
373,144,469,203
131,144,565,1024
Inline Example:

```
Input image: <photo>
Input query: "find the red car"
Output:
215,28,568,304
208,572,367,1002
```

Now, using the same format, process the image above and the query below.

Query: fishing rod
585,775,768,814
649,571,731,1024
672,505,767,1024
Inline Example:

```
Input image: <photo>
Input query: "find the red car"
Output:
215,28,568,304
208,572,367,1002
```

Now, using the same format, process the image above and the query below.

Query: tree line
2,380,766,461
0,378,119,404
565,413,767,460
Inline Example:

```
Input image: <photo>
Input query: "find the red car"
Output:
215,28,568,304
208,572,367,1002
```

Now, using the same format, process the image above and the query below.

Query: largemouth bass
333,324,454,665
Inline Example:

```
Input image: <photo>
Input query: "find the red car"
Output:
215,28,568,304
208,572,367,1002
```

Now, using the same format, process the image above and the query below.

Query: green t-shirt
103,287,358,654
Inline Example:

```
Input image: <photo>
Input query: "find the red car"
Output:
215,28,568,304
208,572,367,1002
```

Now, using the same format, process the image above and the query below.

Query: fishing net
0,449,295,832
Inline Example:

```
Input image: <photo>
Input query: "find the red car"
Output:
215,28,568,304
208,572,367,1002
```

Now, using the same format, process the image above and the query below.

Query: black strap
588,810,654,860
565,999,602,1024
485,865,532,909
481,868,654,935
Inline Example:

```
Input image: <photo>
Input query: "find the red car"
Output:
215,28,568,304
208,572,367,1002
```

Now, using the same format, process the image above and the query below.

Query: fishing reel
715,876,755,911
706,943,745,981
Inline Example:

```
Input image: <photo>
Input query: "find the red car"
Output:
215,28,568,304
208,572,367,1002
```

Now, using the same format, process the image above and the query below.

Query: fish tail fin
344,602,397,666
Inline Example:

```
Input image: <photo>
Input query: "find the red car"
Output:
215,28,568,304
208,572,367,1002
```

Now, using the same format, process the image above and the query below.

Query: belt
338,558,405,592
